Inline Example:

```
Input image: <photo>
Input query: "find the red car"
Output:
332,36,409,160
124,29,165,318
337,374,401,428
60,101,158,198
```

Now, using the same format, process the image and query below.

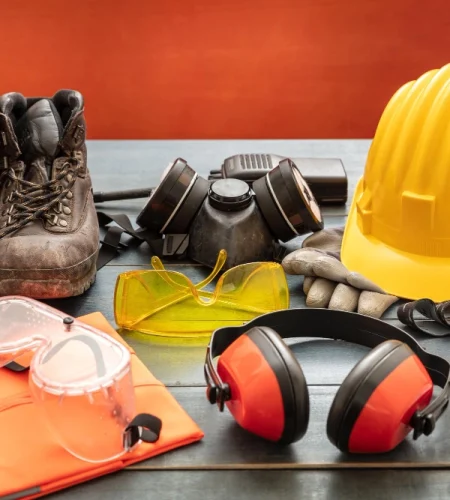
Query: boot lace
0,157,81,238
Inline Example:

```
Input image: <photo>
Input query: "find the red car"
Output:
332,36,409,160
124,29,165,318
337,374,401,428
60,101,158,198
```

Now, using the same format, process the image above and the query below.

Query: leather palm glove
282,227,398,318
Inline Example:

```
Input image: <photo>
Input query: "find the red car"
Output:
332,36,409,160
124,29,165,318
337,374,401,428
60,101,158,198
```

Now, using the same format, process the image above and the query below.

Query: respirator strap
272,241,290,263
96,211,291,269
96,211,190,269
96,211,166,269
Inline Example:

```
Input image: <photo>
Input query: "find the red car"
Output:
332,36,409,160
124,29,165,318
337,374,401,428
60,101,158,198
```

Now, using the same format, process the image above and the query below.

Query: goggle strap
123,413,163,450
4,360,28,372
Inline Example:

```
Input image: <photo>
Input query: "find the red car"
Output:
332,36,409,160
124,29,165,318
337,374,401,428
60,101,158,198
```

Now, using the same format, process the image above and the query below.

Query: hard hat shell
341,64,450,301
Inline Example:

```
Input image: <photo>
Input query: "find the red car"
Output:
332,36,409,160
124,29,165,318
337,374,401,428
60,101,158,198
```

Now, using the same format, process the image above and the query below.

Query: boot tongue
14,98,64,178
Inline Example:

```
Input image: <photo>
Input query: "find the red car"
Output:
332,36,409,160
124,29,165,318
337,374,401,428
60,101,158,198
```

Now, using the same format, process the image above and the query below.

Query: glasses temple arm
150,249,227,290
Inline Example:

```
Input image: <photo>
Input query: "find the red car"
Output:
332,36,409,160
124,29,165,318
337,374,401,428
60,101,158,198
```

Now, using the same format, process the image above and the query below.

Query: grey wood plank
88,138,369,218
127,386,450,469
45,470,450,500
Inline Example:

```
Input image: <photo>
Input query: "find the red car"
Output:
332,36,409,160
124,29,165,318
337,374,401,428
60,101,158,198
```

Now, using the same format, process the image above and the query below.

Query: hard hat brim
341,177,449,302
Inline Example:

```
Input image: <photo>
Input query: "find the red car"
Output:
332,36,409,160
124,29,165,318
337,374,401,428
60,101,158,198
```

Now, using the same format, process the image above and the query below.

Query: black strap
397,299,450,337
272,241,290,262
96,212,164,270
5,361,28,372
124,413,162,448
96,211,192,269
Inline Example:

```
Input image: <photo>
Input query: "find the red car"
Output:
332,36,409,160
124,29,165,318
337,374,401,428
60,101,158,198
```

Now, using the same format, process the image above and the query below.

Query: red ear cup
327,339,434,453
217,326,309,444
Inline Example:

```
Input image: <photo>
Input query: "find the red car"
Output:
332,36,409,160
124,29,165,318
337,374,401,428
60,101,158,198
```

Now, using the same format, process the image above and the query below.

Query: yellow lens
215,261,289,313
114,262,289,339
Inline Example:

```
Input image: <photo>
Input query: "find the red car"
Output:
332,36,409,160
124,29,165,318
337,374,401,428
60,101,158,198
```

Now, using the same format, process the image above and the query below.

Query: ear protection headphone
204,308,450,453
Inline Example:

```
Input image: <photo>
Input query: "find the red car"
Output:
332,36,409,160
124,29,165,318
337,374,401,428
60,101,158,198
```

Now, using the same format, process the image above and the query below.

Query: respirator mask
132,157,324,270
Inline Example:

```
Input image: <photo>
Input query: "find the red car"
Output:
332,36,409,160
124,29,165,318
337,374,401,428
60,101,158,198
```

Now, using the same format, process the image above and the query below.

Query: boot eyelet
48,215,59,226
59,219,68,227
66,191,73,199
63,206,71,215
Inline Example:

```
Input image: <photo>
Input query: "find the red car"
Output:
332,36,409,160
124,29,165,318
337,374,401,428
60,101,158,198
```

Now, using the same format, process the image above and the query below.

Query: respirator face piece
136,157,323,242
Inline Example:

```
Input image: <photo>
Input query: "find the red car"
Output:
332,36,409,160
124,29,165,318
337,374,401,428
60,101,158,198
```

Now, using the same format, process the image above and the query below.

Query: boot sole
0,257,98,299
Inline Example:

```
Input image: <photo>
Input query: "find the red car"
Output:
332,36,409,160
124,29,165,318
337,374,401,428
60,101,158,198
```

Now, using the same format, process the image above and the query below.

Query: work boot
0,90,99,298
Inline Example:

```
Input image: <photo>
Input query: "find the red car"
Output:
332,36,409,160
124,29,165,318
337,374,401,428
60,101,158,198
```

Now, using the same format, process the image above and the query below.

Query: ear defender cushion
327,339,434,453
216,326,309,444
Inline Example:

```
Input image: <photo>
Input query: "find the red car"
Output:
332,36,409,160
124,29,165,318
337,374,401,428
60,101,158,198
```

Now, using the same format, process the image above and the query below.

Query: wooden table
46,140,450,499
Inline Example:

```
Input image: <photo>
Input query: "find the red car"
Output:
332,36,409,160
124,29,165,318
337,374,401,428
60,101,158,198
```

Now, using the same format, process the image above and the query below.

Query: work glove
281,227,398,318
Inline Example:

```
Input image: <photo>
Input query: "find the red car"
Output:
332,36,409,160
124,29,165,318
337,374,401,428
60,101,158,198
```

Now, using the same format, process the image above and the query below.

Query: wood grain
123,386,450,469
46,470,450,500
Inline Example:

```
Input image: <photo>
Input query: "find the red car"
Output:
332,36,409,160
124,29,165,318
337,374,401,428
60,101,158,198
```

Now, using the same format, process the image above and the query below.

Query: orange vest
1,312,204,499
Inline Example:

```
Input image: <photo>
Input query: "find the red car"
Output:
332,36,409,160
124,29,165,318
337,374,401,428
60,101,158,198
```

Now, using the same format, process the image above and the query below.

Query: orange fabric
0,312,204,499
1,0,450,139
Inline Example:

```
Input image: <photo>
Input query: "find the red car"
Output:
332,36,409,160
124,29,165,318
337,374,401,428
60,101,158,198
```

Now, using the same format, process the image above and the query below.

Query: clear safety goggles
0,296,160,463
114,249,289,339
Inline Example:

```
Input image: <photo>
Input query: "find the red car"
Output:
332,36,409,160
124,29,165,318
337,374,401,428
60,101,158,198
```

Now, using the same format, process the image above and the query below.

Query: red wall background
1,0,449,139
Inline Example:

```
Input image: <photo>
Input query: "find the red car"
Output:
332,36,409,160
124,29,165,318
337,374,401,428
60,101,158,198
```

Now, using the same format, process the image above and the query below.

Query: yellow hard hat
341,63,450,302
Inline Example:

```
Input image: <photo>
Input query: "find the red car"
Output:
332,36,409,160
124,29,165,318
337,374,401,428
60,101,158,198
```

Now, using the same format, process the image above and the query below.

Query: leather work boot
0,90,99,298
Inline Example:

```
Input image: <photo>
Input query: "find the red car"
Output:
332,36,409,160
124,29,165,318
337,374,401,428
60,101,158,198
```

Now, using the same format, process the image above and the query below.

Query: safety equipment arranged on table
282,227,398,318
114,249,289,339
1,307,203,500
0,296,161,464
398,298,450,337
341,63,450,302
96,156,323,271
204,308,450,453
207,154,348,205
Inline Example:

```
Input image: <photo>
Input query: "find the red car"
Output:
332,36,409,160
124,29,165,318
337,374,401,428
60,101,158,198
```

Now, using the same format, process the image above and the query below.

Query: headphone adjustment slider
208,384,230,412
411,395,449,440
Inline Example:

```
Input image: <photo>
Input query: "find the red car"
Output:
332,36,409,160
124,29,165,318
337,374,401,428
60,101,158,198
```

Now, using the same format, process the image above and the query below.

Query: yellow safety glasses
114,250,289,339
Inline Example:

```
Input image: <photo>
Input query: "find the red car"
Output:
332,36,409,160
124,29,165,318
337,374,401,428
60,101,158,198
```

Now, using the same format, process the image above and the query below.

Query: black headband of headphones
204,308,450,440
